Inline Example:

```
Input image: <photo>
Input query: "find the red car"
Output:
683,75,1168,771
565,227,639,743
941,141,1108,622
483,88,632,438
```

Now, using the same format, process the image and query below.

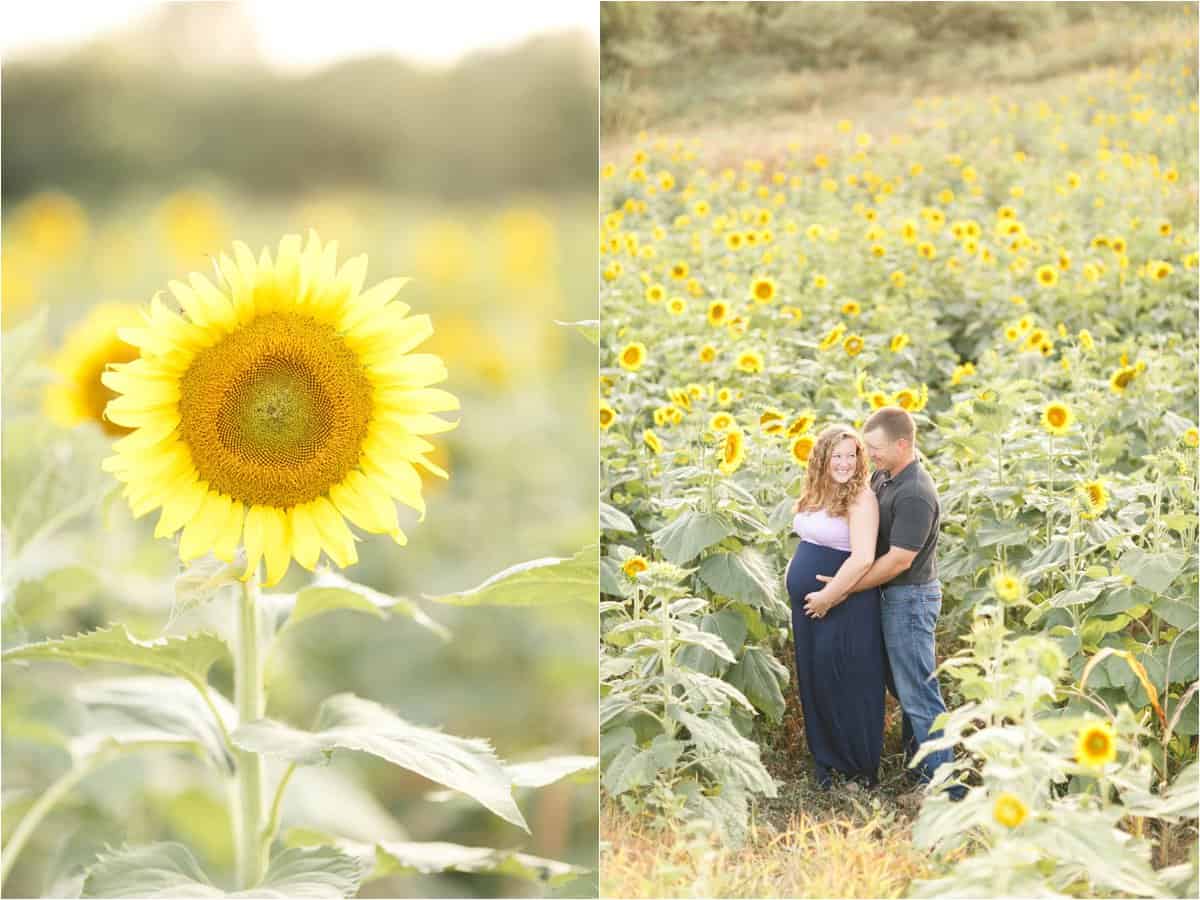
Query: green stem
1046,433,1054,547
260,762,297,860
0,750,117,890
235,570,266,889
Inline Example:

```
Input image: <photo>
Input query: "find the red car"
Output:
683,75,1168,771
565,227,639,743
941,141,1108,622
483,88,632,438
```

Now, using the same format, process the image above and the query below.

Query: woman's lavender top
793,507,852,552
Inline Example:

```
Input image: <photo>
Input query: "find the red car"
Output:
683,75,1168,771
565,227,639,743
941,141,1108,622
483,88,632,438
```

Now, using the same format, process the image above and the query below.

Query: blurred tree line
602,1,1184,75
3,22,597,207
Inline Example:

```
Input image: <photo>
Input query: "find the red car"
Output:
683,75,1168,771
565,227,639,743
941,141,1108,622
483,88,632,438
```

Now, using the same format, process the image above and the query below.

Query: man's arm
819,546,916,596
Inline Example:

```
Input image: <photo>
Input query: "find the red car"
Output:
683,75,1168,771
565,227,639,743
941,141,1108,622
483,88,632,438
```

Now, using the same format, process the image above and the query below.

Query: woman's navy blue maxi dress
786,539,885,787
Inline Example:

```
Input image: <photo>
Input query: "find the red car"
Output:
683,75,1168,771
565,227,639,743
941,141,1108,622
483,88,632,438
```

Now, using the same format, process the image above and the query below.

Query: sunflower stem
234,569,266,889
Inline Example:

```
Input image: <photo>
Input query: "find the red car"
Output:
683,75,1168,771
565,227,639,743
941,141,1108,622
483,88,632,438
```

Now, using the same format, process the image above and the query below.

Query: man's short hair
864,407,915,444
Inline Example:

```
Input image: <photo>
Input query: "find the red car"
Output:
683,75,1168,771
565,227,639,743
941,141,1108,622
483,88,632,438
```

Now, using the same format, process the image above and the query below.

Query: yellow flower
790,435,815,465
869,391,889,410
619,342,647,371
787,413,814,437
1078,329,1095,351
1041,402,1073,436
1079,479,1109,516
643,429,663,455
737,351,764,374
818,323,847,352
992,569,1025,604
889,270,906,288
890,334,910,353
668,297,687,316
843,334,864,356
698,344,717,364
841,300,862,317
623,555,649,578
1076,721,1117,769
1184,428,1200,448
1036,265,1059,287
993,793,1028,829
645,284,665,304
750,277,777,304
45,304,145,437
717,387,733,406
1109,366,1137,394
917,242,936,260
719,428,746,475
103,231,456,586
709,412,735,432
599,401,616,431
759,408,785,435
670,260,689,280
14,191,89,262
893,388,918,411
708,300,730,327
812,273,829,289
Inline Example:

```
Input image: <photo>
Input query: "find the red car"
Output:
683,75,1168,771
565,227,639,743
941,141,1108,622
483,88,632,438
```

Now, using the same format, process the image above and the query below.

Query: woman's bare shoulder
852,486,878,510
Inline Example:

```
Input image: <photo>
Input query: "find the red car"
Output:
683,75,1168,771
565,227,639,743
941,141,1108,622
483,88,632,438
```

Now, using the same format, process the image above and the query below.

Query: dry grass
600,11,1193,167
600,800,930,899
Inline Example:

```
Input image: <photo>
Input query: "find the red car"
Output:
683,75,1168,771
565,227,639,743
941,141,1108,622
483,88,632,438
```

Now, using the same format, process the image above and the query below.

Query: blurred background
2,2,598,897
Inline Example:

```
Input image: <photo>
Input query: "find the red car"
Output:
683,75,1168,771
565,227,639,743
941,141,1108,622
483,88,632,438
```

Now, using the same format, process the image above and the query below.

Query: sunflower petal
242,505,268,580
155,478,208,539
261,507,292,587
179,491,231,562
311,496,357,568
212,500,245,563
290,503,322,571
337,277,410,333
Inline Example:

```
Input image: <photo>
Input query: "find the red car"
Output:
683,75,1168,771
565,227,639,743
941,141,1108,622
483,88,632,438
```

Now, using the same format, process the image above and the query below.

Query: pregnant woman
785,425,886,788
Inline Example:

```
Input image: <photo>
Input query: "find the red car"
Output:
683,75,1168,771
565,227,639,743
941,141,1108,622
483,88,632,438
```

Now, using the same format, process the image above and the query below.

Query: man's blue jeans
880,580,955,785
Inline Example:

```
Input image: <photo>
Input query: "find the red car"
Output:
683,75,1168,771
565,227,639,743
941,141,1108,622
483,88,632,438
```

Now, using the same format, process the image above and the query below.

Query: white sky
1,0,599,69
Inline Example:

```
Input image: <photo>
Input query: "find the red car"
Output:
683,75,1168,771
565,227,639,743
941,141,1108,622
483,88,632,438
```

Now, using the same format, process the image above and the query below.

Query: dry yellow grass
600,802,931,899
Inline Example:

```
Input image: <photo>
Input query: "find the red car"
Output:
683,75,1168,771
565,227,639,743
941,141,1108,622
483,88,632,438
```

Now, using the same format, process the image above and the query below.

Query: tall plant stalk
234,570,266,889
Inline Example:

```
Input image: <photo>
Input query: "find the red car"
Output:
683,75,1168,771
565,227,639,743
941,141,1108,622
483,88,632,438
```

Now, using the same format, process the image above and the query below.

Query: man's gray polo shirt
870,458,940,586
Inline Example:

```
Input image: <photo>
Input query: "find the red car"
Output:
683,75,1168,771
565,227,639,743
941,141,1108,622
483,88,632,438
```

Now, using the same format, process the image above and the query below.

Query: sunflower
698,344,717,364
992,570,1024,604
787,413,814,437
992,793,1028,829
1078,329,1095,352
841,300,862,317
843,334,864,357
1079,479,1109,516
645,284,665,304
670,261,689,280
790,436,815,465
1035,265,1059,287
708,300,729,327
1076,721,1117,769
759,408,785,435
619,342,647,371
1184,428,1199,448
46,304,145,437
869,391,889,410
622,556,649,578
736,351,764,374
668,297,686,316
890,334,910,353
103,232,456,586
719,428,746,475
709,412,735,432
643,429,663,455
1041,402,1073,436
599,401,616,431
750,277,777,304
818,323,847,352
1109,366,1137,394
893,389,918,411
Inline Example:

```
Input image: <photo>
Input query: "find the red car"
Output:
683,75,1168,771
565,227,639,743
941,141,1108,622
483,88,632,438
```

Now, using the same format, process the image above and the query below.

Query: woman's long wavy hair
793,425,869,518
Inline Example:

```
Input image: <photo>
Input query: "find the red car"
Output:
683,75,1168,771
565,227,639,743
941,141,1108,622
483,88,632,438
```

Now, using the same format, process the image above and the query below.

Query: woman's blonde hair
793,425,869,518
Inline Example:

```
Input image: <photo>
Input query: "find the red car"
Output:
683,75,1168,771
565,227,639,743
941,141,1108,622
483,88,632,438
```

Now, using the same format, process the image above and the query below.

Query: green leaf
1119,548,1188,594
81,842,219,898
2,626,230,685
973,516,1027,548
1049,582,1105,608
1151,596,1198,630
81,842,364,898
672,621,737,663
504,755,598,788
600,502,637,533
653,511,733,565
372,839,587,886
231,693,528,832
75,677,235,774
554,319,599,345
599,557,627,597
725,647,788,722
698,549,777,607
275,571,449,642
174,557,243,620
425,545,597,607
603,735,685,795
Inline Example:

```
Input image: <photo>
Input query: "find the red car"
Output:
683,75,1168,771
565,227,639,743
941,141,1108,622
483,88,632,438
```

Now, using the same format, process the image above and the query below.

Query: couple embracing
784,407,964,805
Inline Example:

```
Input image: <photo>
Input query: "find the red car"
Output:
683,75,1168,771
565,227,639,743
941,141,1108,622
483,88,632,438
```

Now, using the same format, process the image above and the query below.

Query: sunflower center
1048,408,1067,426
1086,732,1109,755
179,312,373,508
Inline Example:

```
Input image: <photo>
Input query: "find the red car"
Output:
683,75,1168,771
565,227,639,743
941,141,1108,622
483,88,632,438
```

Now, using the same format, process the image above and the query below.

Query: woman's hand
803,588,837,619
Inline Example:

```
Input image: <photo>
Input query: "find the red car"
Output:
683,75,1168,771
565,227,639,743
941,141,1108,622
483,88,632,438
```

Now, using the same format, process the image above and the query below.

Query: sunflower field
1,31,599,900
599,22,1198,899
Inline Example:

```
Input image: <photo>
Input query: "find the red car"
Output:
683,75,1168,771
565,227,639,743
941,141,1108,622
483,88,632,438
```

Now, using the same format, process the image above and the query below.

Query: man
815,406,963,805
